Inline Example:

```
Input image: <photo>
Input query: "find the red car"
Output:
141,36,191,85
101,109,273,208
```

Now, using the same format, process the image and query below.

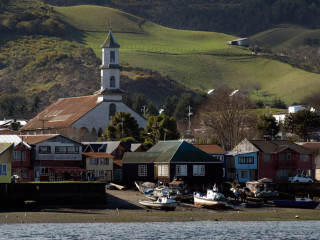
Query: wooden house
0,143,13,183
122,140,223,187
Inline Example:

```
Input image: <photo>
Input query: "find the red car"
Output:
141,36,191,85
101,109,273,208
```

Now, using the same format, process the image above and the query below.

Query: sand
0,190,319,224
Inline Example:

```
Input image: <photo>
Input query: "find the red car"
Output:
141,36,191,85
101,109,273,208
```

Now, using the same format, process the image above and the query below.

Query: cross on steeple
109,20,112,31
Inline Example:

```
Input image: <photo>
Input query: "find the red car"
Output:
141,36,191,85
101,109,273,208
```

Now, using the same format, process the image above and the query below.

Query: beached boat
139,196,179,211
240,178,278,202
240,202,263,208
194,185,234,209
274,196,320,209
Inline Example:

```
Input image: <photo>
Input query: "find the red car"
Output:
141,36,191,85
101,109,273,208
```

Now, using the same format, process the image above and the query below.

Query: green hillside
54,5,320,104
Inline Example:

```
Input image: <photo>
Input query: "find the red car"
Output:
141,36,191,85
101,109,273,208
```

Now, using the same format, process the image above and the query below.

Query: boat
135,181,155,195
242,178,279,202
274,196,320,209
138,196,179,211
193,185,234,209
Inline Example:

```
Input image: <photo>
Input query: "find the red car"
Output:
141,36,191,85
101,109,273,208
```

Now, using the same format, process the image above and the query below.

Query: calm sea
0,221,319,240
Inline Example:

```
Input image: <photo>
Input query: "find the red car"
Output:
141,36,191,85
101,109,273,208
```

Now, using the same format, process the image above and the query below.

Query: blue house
226,139,259,182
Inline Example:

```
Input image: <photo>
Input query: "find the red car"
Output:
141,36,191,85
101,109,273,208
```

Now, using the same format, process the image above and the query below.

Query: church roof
21,95,101,131
101,31,120,48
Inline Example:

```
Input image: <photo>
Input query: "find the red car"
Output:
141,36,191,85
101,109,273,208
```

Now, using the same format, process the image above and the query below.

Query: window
193,165,205,176
213,155,223,162
280,153,291,161
298,169,312,177
277,169,289,179
110,51,115,63
0,164,7,176
55,146,67,154
110,76,115,88
238,157,254,164
40,167,49,176
176,165,187,176
13,151,26,161
39,146,51,154
300,154,309,162
241,170,248,178
98,170,105,177
138,165,147,176
90,158,99,165
262,154,272,162
55,146,79,154
158,165,169,177
109,104,116,119
100,158,109,165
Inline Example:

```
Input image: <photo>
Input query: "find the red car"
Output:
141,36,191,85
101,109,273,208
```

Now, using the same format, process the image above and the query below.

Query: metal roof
249,140,313,154
82,152,114,158
101,31,120,48
0,135,31,148
193,144,227,154
21,95,101,131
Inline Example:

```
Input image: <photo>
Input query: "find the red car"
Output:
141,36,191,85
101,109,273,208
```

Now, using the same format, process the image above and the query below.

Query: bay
0,221,319,240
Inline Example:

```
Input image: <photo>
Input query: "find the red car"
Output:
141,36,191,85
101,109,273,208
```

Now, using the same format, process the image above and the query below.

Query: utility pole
187,105,193,134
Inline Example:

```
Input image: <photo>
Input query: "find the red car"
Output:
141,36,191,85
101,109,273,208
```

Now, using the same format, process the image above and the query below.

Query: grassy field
53,5,320,104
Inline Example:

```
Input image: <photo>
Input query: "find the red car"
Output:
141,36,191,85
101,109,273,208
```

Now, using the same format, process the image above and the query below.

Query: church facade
21,31,147,141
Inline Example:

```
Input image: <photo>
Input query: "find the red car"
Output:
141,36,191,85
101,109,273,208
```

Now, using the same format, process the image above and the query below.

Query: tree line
43,0,320,36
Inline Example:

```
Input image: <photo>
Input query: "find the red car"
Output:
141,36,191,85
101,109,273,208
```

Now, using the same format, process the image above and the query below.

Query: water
0,221,319,240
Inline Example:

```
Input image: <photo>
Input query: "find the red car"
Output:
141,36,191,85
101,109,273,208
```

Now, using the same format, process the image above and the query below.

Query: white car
288,174,313,183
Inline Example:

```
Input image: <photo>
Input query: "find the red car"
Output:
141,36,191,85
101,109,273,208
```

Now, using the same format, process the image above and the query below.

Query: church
21,31,147,141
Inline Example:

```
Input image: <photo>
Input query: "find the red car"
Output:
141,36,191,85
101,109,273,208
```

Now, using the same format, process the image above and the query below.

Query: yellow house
83,152,114,182
0,143,13,183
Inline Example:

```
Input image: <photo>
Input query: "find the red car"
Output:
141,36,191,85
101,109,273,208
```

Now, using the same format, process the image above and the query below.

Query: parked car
288,174,313,183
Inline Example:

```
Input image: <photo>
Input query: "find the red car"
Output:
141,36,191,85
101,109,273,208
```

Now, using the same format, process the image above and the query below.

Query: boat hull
193,196,231,209
138,200,178,211
274,200,319,209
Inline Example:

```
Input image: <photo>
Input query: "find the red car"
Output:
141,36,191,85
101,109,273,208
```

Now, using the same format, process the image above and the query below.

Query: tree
30,96,41,114
256,115,279,139
132,93,147,115
145,102,159,117
270,97,286,109
304,91,320,110
283,110,320,141
141,114,180,146
173,93,194,120
10,121,20,131
100,112,141,141
195,88,255,151
163,96,179,117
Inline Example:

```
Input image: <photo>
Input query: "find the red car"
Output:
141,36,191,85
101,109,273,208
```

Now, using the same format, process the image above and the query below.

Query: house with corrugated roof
22,134,85,181
230,139,315,183
20,31,146,141
0,135,32,181
122,140,223,187
0,142,14,183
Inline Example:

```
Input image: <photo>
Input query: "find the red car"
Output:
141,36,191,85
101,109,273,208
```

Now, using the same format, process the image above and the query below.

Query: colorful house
122,140,223,187
231,139,314,182
0,143,13,183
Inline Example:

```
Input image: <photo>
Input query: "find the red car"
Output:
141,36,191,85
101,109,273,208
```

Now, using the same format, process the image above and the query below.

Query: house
232,139,314,182
227,38,250,46
20,31,146,141
193,144,227,180
82,152,114,182
122,140,223,187
0,143,13,183
22,134,85,181
0,135,32,181
82,141,134,183
226,139,258,182
298,142,320,181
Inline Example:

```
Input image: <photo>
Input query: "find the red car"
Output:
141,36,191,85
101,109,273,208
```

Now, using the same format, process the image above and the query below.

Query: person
234,189,239,202
240,191,245,202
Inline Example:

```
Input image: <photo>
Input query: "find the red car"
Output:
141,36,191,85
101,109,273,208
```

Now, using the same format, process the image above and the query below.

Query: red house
249,140,314,182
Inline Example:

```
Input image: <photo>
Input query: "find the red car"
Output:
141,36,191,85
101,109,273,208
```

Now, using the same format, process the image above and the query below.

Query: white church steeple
100,30,121,92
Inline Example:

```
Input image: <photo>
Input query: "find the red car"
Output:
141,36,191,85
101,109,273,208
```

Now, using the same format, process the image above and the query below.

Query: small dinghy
139,196,179,211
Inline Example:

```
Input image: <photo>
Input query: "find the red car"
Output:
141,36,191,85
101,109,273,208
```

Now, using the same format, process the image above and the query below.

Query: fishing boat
193,185,234,209
138,196,179,211
274,196,320,209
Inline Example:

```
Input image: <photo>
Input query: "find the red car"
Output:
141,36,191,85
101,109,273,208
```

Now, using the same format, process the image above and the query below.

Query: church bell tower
100,31,121,93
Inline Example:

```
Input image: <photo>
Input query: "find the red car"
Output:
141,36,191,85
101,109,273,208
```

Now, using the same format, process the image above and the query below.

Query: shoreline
1,190,320,224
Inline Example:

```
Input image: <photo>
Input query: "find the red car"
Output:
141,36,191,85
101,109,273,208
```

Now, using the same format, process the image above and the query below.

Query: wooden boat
194,185,234,209
139,196,179,211
243,178,279,202
274,196,319,209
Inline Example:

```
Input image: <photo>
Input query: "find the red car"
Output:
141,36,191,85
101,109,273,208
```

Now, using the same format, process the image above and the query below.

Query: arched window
109,104,116,119
110,76,115,88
